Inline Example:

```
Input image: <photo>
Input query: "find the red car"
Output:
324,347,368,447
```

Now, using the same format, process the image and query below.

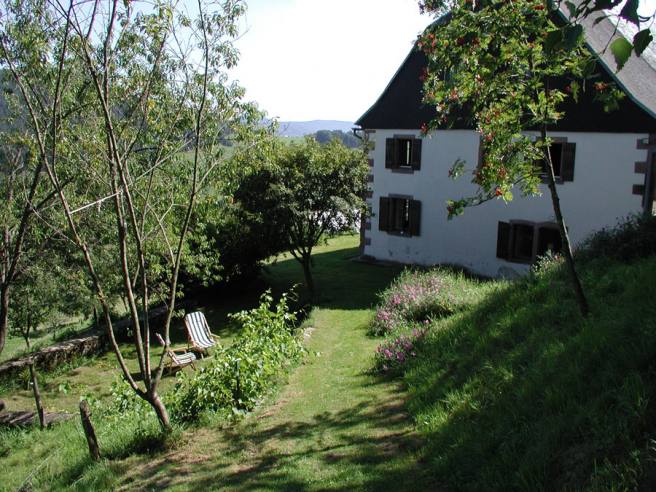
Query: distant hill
277,120,354,137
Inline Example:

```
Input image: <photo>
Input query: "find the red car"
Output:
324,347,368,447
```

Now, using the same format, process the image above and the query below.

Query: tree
413,0,637,316
420,1,655,68
0,91,55,356
0,0,259,429
235,138,369,298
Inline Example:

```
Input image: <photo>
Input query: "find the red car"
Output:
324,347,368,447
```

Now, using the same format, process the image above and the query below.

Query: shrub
168,290,304,422
374,325,429,375
370,268,475,336
576,214,656,264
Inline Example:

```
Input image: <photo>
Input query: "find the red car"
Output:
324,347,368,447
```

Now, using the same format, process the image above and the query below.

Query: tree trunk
29,361,45,429
149,393,171,431
79,399,101,461
300,255,315,299
0,284,9,356
542,128,589,317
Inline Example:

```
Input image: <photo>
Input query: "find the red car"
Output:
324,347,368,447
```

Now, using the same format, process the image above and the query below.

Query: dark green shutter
379,197,390,231
411,139,422,170
409,200,421,236
496,221,511,259
561,143,576,182
385,139,395,169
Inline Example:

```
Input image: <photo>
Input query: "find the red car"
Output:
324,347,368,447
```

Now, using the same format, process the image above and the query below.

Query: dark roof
356,11,656,133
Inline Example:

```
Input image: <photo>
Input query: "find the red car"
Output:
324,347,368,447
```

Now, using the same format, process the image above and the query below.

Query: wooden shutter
411,139,422,170
409,200,421,236
561,143,576,182
379,197,390,231
385,139,395,169
496,221,511,259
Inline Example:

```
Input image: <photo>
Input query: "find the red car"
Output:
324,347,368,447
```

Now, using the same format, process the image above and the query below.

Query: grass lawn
1,235,438,491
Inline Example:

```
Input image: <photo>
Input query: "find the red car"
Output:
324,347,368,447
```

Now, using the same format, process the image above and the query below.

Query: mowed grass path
107,236,435,490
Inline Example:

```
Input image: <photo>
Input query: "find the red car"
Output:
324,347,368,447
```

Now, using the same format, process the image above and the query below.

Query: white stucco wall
364,129,649,278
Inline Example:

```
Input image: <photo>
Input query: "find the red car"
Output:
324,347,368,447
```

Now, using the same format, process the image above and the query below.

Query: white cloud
230,0,432,121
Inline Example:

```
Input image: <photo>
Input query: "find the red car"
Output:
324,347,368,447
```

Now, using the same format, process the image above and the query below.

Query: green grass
401,256,656,490
1,235,431,491
4,232,655,490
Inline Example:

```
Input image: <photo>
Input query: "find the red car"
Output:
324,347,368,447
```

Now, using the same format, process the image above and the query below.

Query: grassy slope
1,236,437,491
4,234,655,490
404,255,656,490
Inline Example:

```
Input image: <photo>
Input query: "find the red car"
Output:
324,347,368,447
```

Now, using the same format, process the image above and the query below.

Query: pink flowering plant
370,269,472,336
374,325,429,375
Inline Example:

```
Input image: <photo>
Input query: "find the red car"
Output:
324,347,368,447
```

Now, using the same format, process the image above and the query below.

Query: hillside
377,216,656,490
277,120,354,137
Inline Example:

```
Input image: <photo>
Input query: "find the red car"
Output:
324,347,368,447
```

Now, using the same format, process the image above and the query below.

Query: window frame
378,194,421,237
498,220,563,264
385,135,422,173
536,137,575,184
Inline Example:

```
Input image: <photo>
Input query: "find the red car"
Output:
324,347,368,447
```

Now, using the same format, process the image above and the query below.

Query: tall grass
376,218,656,490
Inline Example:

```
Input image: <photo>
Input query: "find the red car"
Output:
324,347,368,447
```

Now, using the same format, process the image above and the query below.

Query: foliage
576,213,656,264
419,1,655,68
418,0,601,214
168,290,304,422
313,129,360,149
233,137,369,295
374,326,428,375
0,0,265,427
370,268,479,336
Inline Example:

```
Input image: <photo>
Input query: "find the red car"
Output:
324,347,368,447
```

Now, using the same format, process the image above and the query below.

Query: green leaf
610,37,633,70
563,25,583,50
633,29,654,57
544,29,563,53
619,0,640,26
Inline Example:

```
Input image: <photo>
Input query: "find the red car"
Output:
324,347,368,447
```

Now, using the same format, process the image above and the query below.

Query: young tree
414,0,636,316
235,138,369,298
0,95,55,356
0,0,259,428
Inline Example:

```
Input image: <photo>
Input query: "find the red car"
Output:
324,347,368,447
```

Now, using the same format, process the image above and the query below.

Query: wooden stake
79,400,100,461
28,361,45,429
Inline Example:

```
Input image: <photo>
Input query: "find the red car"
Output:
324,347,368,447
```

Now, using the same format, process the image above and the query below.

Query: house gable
356,15,656,133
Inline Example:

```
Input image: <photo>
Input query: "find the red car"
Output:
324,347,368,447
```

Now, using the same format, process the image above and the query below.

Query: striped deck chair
155,333,197,373
184,311,220,355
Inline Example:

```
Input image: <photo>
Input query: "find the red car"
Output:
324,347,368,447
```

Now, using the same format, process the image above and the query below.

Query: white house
356,12,656,278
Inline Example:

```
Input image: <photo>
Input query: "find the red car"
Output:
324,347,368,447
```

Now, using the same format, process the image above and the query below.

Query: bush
370,268,476,336
374,325,429,375
576,214,656,264
168,290,304,422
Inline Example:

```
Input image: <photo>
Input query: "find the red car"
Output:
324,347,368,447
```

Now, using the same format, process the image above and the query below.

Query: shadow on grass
399,257,656,490
115,378,437,491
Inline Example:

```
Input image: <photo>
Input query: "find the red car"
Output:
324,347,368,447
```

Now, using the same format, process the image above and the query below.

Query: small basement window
511,223,534,262
497,221,563,264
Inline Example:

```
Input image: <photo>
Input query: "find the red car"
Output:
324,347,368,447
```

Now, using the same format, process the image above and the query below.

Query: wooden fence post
79,399,100,461
28,361,45,429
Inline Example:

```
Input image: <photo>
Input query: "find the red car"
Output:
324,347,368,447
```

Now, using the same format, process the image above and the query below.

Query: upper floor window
538,140,576,183
385,136,422,171
497,220,562,263
379,196,421,236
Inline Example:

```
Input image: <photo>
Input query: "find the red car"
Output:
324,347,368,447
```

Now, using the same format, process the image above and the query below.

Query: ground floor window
497,221,562,263
379,196,421,236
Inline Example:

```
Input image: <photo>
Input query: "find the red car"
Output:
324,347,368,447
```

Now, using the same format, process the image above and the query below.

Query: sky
228,0,656,123
229,0,433,122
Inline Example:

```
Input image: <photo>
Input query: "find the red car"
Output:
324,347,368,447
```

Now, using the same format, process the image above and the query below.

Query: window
497,221,562,263
379,196,421,236
385,136,422,171
538,140,576,183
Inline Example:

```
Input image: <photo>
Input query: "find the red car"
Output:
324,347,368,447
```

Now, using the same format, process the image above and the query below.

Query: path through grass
102,235,435,490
